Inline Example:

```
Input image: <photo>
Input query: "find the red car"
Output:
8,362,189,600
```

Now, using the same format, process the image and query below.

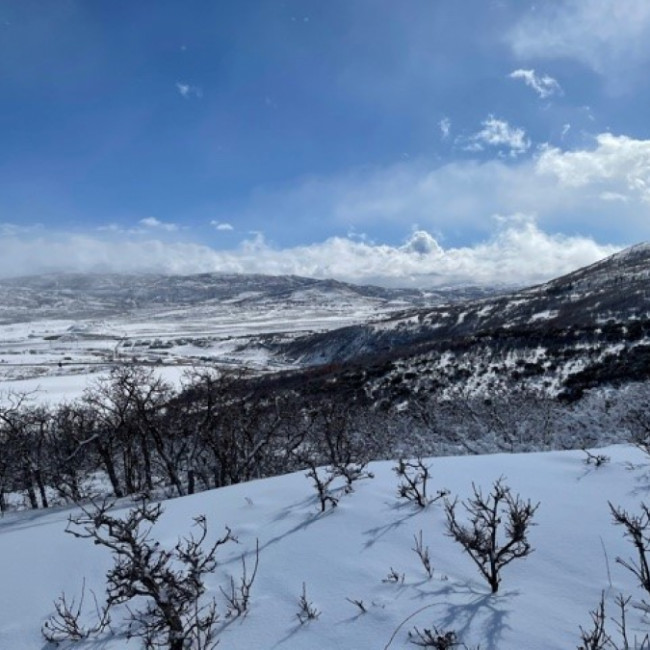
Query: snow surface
0,297,406,401
2,445,650,649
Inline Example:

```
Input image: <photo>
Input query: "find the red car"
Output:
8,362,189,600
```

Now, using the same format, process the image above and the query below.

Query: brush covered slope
276,243,650,400
1,445,649,649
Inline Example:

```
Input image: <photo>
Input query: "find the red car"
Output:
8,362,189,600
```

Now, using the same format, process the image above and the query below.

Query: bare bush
383,567,405,584
394,458,448,508
345,597,367,613
304,461,340,512
42,579,110,643
412,530,433,579
583,449,610,468
408,625,477,649
445,477,539,593
296,582,320,624
220,539,260,618
578,592,650,650
610,502,650,607
44,497,236,650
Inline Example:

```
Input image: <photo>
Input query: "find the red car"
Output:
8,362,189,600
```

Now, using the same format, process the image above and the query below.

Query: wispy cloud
465,116,530,157
0,222,43,236
508,0,650,83
175,82,203,99
5,134,650,286
215,132,650,243
0,218,618,288
139,217,178,232
439,117,451,140
509,69,562,99
210,221,234,231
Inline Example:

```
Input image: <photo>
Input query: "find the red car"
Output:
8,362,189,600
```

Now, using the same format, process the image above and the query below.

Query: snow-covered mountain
1,244,649,404
273,243,650,401
0,272,494,322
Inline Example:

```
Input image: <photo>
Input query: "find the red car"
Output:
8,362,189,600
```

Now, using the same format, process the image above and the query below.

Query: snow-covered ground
0,296,410,402
2,445,649,649
0,302,388,403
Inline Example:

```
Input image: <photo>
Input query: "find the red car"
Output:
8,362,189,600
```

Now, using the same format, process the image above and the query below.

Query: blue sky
2,0,650,286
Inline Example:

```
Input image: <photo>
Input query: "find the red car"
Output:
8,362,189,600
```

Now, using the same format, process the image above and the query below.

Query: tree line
1,364,648,513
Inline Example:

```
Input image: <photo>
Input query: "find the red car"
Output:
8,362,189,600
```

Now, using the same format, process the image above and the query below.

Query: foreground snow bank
1,445,649,649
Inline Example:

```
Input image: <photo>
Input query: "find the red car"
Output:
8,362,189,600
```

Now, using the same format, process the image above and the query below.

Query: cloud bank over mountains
3,130,649,287
0,215,618,289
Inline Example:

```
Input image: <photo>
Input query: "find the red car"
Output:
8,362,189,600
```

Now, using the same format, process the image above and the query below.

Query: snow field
0,445,649,649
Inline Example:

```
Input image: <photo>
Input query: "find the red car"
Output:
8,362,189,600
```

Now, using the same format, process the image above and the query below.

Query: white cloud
466,116,530,157
509,69,562,99
6,134,650,287
537,133,650,202
139,217,178,232
0,222,43,236
210,221,234,231
439,117,451,140
176,82,203,99
218,132,650,244
508,0,650,81
98,223,145,235
400,230,443,256
0,219,619,288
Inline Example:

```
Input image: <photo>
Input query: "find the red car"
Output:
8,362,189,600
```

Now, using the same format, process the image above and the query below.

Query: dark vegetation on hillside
0,361,648,513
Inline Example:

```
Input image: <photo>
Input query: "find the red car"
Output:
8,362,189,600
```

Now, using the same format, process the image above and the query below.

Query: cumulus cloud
210,221,234,231
537,133,650,202
0,218,618,288
139,217,178,232
508,0,650,81
509,69,562,99
465,116,530,157
175,82,203,99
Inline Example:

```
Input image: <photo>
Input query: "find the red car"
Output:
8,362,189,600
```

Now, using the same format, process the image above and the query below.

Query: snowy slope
1,445,649,649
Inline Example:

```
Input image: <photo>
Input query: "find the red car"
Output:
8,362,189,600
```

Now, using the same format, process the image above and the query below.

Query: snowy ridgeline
2,445,650,649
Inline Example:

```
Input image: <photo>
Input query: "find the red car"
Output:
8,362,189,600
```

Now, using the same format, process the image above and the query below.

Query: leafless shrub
408,625,478,649
345,597,367,613
583,449,611,467
412,530,433,579
579,592,612,650
304,462,339,512
296,582,320,624
578,592,650,650
42,578,111,643
46,497,236,650
220,539,260,618
445,477,539,593
394,458,448,508
610,502,650,606
383,567,405,585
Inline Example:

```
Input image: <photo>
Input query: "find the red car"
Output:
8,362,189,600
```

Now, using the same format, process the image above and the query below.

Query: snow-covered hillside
0,272,493,400
2,445,649,649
